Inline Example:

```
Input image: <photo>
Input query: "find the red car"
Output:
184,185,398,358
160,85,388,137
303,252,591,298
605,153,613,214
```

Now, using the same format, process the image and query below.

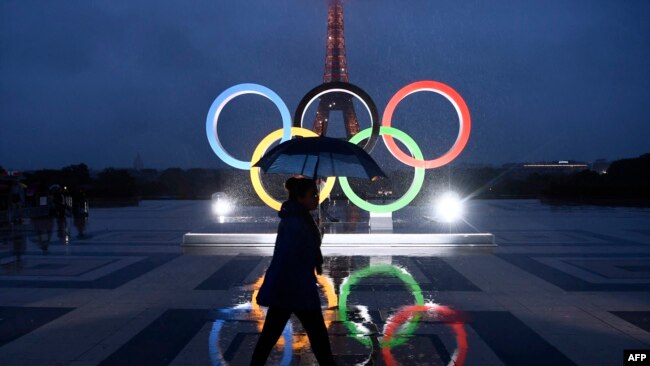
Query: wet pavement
0,200,649,365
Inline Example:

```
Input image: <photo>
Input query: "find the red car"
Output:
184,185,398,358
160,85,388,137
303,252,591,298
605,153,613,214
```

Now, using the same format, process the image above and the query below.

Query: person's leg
294,310,336,365
250,307,292,366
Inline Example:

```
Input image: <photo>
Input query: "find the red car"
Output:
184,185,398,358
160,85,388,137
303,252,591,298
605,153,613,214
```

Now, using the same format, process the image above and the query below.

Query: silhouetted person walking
251,177,336,365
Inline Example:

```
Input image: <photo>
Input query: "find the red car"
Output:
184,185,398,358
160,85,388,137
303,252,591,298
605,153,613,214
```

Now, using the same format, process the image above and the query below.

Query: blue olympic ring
206,83,293,170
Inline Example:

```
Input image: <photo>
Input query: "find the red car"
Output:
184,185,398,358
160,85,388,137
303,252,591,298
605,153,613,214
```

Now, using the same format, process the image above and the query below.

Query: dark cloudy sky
1,0,649,170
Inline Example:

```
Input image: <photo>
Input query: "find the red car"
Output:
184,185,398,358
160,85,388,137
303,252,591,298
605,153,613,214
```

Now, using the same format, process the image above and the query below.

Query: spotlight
434,192,463,223
212,199,232,216
211,192,233,217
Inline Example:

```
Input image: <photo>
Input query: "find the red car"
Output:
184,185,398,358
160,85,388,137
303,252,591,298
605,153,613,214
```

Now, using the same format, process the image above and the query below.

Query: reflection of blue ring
209,305,293,366
206,83,292,170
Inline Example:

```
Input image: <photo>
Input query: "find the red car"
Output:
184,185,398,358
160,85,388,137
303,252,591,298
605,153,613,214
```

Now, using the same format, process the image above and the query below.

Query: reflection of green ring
340,126,425,212
339,265,425,348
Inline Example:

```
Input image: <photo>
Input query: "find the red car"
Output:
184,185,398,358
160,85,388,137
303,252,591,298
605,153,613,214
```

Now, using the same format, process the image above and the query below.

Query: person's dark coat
256,200,323,310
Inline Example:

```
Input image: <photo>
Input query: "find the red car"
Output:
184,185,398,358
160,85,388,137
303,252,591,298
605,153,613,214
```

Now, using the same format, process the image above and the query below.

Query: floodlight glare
435,192,464,223
212,200,232,216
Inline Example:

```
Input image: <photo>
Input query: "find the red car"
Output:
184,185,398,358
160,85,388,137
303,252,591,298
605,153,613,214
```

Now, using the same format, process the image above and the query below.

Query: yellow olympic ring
250,274,338,350
250,127,336,211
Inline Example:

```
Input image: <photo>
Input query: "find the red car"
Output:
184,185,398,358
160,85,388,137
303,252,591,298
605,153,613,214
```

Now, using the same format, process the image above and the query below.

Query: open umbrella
253,136,386,180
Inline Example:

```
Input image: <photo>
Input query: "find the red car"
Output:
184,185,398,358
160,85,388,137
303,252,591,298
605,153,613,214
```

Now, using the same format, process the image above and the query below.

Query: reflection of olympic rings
338,265,424,348
250,127,336,211
206,83,292,170
293,81,380,153
209,303,293,366
206,80,471,211
382,304,467,366
339,127,425,213
382,80,471,169
250,273,338,351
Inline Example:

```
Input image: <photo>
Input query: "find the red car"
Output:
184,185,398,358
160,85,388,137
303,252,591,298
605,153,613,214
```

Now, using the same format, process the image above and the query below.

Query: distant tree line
14,164,138,207
540,153,650,205
4,153,649,207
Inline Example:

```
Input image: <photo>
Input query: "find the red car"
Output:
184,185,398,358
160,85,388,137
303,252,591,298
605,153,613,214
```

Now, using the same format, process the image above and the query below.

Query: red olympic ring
382,304,468,366
382,80,471,169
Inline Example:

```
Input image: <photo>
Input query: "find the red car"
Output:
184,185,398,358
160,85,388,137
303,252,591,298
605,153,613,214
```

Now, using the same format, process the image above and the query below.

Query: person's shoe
328,217,340,223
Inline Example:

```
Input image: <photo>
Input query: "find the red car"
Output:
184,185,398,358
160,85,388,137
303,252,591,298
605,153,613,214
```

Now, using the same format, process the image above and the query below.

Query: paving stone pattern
0,200,648,365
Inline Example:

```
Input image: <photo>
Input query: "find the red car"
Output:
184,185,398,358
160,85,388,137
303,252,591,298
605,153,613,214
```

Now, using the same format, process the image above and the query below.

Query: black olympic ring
292,81,380,153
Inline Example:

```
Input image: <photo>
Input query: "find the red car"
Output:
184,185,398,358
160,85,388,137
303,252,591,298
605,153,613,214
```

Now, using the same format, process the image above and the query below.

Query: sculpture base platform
181,232,495,256
182,232,494,247
181,205,495,253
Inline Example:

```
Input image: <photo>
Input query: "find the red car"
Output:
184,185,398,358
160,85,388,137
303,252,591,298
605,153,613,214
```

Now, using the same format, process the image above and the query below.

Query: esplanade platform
1,200,648,365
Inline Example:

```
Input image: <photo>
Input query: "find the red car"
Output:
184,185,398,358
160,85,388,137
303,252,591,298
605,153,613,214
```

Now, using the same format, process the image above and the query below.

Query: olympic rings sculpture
206,80,471,212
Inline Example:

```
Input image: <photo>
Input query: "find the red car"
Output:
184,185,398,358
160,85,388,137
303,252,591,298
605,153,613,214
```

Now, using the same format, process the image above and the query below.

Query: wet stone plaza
0,200,649,365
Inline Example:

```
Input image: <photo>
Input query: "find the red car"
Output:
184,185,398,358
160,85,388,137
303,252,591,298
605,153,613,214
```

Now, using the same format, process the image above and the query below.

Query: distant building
133,153,144,171
523,160,589,169
504,161,589,179
590,159,611,175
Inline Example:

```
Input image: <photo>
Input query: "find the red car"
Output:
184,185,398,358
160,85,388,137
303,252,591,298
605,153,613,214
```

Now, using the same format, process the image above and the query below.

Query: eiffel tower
312,0,360,137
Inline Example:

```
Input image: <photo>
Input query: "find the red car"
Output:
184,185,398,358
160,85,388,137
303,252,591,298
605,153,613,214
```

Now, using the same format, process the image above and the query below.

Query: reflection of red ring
382,304,467,366
382,81,471,169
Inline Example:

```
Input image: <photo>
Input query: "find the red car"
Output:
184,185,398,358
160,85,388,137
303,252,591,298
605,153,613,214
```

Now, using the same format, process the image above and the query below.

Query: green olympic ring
339,126,426,213
338,264,425,348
